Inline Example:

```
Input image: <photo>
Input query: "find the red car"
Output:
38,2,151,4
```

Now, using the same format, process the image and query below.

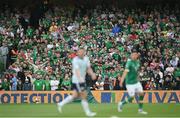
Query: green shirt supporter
93,63,99,72
150,24,156,32
41,33,50,40
10,18,17,26
107,71,113,78
112,53,121,61
44,80,51,91
159,22,166,30
48,50,52,57
113,71,120,78
139,16,145,23
26,27,34,38
61,80,71,87
174,68,180,78
105,41,113,49
118,46,124,52
42,18,51,28
63,33,70,41
127,25,132,34
102,64,109,73
101,72,107,80
35,70,46,76
125,59,140,84
2,81,10,90
56,19,61,26
52,55,58,64
118,70,123,76
32,48,37,63
33,79,44,91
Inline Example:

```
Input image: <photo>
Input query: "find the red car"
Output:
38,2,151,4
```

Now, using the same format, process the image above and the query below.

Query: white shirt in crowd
95,81,104,90
50,79,59,90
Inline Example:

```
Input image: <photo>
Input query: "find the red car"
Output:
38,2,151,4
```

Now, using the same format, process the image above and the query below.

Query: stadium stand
0,0,180,91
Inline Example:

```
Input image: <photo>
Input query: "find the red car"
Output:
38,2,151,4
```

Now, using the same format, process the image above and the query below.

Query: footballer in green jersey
118,49,148,115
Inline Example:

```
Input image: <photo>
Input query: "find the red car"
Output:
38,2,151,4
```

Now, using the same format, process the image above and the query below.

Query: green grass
0,103,180,118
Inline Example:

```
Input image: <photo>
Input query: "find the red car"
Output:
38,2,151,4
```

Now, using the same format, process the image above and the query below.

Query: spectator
33,75,45,91
95,75,104,90
0,42,9,71
113,77,121,90
50,75,59,90
49,22,58,39
170,56,179,67
17,79,23,90
144,81,151,90
0,1,179,91
11,73,17,91
23,78,32,91
112,24,121,35
2,78,11,91
61,74,71,90
103,77,110,90
44,75,51,91
17,68,26,84
164,75,172,90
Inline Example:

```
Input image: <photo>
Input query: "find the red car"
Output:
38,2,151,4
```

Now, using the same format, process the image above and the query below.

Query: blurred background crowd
0,0,179,91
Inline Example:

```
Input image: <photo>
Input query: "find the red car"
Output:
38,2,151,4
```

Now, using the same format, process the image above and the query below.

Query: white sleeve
56,80,59,85
72,58,79,70
50,80,53,86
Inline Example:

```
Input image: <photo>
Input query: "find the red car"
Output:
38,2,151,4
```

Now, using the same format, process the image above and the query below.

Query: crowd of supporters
0,0,180,91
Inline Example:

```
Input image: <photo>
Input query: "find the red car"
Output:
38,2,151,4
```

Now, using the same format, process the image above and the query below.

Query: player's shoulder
72,56,79,62
127,58,132,62
126,58,132,65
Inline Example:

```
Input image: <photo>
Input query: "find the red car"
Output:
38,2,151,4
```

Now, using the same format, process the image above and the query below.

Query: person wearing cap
118,49,148,115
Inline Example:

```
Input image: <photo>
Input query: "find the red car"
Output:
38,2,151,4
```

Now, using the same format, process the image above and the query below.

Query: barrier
0,91,179,104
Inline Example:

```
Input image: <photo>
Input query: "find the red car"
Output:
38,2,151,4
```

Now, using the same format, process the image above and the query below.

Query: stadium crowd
0,0,180,91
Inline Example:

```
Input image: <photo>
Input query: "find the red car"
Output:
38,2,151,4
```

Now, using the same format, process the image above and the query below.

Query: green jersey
62,80,71,86
125,59,140,84
2,82,10,90
33,79,44,91
44,80,51,91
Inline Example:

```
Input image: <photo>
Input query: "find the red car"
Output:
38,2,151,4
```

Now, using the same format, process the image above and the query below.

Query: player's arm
86,58,96,80
87,67,96,80
120,59,130,87
120,69,129,87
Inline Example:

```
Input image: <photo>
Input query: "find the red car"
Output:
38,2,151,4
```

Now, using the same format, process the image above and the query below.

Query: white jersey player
57,48,97,117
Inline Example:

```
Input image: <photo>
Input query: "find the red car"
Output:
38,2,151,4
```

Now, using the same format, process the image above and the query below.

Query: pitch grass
0,103,179,118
